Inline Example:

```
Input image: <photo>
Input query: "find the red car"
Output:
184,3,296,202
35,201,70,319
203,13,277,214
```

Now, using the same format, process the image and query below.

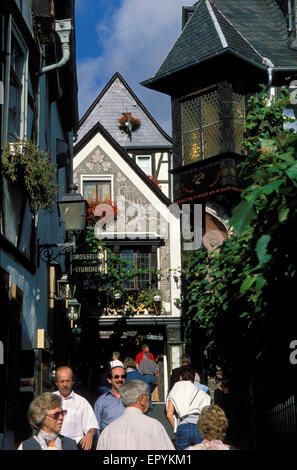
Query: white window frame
3,16,29,143
81,174,114,202
136,155,152,175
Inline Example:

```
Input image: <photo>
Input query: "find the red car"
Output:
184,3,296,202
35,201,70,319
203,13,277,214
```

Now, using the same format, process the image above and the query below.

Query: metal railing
261,394,297,448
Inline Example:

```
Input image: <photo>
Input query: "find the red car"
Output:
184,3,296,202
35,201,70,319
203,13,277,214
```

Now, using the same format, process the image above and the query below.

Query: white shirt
166,381,211,431
53,391,98,444
97,407,174,450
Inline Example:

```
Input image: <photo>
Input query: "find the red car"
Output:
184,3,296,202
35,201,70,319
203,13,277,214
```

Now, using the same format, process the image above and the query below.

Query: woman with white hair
18,393,77,450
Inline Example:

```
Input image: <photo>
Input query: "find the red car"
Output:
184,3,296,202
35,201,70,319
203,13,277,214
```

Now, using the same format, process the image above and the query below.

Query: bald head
55,366,74,397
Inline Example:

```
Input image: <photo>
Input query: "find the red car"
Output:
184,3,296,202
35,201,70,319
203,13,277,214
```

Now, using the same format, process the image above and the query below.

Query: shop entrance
93,326,167,403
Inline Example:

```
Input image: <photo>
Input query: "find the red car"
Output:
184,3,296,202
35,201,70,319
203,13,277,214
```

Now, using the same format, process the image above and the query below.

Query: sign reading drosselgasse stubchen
70,251,107,274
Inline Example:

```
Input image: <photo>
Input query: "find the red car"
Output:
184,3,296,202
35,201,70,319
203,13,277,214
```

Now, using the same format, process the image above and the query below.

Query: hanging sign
70,250,107,274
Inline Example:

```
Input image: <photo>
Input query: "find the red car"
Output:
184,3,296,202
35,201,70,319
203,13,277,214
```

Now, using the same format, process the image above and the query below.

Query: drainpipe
41,19,72,75
288,0,293,34
267,65,297,102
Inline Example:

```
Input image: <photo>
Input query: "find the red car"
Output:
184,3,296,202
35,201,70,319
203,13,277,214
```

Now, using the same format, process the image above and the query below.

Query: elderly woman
18,392,77,450
186,405,230,450
166,365,210,450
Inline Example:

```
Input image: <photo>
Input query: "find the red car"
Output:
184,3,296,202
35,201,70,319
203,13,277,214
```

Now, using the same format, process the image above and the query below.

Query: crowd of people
17,346,232,451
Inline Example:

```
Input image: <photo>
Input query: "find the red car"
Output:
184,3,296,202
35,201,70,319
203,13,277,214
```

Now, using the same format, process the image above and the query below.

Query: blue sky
75,0,189,136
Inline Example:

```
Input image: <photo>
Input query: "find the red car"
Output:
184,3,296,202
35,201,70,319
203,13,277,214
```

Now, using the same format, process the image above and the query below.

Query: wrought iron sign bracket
38,238,76,264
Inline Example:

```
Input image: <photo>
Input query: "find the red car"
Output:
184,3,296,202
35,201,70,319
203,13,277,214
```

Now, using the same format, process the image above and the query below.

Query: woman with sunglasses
18,393,78,450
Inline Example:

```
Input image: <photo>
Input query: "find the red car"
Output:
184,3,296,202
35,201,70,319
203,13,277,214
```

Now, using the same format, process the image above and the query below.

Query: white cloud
77,0,189,135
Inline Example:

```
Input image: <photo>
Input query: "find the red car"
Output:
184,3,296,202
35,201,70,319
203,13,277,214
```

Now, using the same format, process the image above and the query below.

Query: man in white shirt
53,366,98,450
97,380,174,450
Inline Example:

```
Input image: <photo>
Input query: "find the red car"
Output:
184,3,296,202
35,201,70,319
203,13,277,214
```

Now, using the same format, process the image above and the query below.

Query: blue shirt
94,390,125,435
194,382,209,394
125,369,146,382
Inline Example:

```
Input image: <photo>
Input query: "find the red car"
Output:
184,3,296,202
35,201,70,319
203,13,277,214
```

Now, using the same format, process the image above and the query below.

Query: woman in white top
166,365,210,450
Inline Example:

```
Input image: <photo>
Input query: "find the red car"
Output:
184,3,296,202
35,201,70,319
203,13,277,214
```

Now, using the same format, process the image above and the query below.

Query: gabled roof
74,120,172,207
76,72,172,148
141,0,297,90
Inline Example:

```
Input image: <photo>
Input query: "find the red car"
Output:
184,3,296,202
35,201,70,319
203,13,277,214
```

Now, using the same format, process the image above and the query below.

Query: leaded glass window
181,87,245,164
233,92,245,155
181,89,220,164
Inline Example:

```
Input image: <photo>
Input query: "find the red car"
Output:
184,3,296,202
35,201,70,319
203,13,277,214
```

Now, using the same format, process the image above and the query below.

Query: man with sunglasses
94,366,126,437
53,366,98,450
97,380,174,450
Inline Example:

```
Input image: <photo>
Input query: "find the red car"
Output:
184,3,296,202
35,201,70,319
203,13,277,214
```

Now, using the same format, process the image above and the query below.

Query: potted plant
1,140,58,213
113,289,123,301
151,289,162,302
118,112,141,134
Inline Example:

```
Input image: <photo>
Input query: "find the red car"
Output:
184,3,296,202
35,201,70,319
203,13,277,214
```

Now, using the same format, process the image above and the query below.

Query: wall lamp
67,298,81,328
38,184,88,263
56,274,76,309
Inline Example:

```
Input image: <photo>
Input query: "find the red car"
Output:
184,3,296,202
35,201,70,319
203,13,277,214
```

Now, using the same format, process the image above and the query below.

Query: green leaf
240,311,249,318
256,276,267,291
240,275,257,294
286,162,297,179
231,200,256,237
278,206,289,222
259,138,277,152
256,234,271,265
262,180,283,195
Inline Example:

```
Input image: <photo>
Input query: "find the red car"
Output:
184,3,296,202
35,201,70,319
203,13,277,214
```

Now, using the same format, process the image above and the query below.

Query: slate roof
141,0,297,88
76,73,172,149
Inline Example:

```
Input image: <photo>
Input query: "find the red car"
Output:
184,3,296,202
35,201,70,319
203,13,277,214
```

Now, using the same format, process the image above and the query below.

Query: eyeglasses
46,410,67,420
112,374,126,379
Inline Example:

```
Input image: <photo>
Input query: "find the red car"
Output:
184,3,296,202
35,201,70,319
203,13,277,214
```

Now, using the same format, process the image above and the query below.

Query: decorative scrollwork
38,240,75,263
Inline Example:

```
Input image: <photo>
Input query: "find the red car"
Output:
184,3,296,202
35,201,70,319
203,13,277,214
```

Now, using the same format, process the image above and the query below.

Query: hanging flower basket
118,112,141,134
1,140,58,213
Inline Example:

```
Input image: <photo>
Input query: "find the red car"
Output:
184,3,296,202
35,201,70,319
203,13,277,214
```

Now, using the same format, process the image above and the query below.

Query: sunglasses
112,374,126,379
46,410,67,420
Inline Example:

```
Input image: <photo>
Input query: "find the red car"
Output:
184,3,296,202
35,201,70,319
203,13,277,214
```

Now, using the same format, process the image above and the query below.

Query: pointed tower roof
141,0,297,91
76,72,172,149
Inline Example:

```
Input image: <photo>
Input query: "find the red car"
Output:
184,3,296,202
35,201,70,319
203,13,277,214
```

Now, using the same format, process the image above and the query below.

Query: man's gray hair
119,380,149,407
